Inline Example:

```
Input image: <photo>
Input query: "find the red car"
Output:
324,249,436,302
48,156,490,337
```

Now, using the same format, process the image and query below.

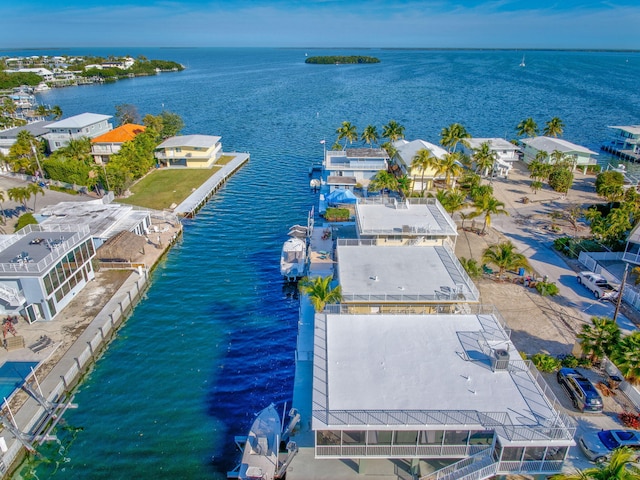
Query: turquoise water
3,48,639,478
0,362,38,400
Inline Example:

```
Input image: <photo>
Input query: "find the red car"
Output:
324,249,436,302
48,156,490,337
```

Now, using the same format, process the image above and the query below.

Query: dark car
556,367,603,413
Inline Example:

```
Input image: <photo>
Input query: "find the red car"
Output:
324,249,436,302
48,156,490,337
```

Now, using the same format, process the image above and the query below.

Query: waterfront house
308,309,575,478
43,113,113,152
603,125,640,162
462,138,521,178
91,123,146,165
392,139,448,194
519,136,597,173
7,68,55,82
0,224,96,322
155,134,222,168
0,121,52,158
324,148,389,192
354,197,458,249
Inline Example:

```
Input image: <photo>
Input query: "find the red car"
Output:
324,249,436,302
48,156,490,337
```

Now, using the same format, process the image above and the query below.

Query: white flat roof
467,138,519,151
157,134,221,149
609,125,640,136
336,244,478,302
312,313,557,431
521,136,597,155
355,199,458,237
46,113,112,129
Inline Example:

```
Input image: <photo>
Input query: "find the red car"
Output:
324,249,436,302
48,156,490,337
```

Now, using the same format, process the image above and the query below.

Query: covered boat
234,404,281,480
280,237,307,281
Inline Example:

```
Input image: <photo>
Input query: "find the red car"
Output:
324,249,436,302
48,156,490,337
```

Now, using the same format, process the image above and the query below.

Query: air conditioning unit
492,349,510,371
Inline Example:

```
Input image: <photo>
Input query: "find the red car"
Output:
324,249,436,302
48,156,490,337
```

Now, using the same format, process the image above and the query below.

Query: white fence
602,357,640,410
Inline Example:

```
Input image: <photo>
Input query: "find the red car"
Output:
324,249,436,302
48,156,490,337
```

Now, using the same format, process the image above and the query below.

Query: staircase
0,284,26,307
421,451,498,480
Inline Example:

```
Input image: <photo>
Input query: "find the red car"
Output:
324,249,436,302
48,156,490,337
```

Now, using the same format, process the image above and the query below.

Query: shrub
535,281,560,296
560,354,579,368
324,207,350,221
14,213,37,232
531,353,561,372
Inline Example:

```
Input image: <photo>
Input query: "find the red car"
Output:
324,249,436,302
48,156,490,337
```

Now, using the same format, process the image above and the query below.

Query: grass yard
117,167,221,210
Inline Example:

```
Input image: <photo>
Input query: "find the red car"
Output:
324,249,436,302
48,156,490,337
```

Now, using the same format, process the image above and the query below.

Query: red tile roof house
91,124,146,165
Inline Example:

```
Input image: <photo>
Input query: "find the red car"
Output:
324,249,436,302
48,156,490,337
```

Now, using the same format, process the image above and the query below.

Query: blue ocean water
3,48,639,478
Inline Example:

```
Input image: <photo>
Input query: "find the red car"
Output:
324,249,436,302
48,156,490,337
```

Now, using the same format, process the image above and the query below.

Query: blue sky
2,1,639,49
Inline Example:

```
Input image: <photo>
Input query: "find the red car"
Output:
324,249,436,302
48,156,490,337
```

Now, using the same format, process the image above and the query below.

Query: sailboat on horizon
519,54,526,67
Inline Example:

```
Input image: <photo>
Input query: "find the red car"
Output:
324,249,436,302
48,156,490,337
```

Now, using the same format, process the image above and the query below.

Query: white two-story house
44,113,113,152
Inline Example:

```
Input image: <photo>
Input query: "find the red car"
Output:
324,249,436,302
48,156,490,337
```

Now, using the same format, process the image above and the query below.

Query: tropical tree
7,130,38,173
438,189,467,216
7,186,30,211
381,142,398,162
411,148,439,195
369,170,399,195
543,117,565,137
610,331,640,385
550,446,640,479
381,120,405,144
577,317,621,364
470,194,509,234
473,141,497,178
35,104,49,118
438,153,463,188
115,103,140,125
440,122,471,153
459,257,482,278
56,137,93,165
361,124,379,147
481,241,529,275
50,105,63,120
27,182,44,211
0,190,7,225
595,171,625,206
336,121,358,149
396,175,411,199
298,275,342,312
516,117,539,137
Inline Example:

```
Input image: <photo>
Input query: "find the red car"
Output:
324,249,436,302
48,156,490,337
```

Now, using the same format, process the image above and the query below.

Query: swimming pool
0,361,39,401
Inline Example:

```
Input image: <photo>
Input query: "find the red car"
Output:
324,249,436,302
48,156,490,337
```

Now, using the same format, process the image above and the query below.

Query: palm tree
440,123,471,153
473,141,497,178
0,190,7,225
516,117,539,137
481,241,529,276
298,275,342,312
544,117,565,137
470,194,509,234
610,331,640,385
369,170,399,195
381,120,405,143
577,317,621,364
7,186,30,212
336,121,358,150
50,105,63,120
438,153,463,188
439,189,467,216
550,446,640,479
35,105,49,119
361,125,379,147
411,148,439,195
381,142,398,162
27,182,44,211
396,175,411,199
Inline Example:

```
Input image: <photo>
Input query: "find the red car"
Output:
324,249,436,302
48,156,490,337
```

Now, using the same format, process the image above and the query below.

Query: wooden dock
173,153,250,218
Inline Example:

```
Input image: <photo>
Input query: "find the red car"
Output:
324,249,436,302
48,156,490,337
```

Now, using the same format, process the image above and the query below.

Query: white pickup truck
577,271,618,300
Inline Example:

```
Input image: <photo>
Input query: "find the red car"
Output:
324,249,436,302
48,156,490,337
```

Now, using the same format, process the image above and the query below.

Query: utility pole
613,263,629,323
30,141,44,179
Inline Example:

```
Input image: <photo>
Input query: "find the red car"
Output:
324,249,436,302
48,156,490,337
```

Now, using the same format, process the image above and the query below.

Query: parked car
578,429,640,463
556,367,603,413
577,271,618,300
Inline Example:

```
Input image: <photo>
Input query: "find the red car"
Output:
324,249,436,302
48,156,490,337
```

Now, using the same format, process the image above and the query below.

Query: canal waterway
2,47,639,478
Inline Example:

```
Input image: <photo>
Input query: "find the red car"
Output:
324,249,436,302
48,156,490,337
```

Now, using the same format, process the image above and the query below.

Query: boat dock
601,144,640,162
174,153,250,218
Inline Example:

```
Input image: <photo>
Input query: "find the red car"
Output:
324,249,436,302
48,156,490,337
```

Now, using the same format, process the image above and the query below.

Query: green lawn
117,167,221,210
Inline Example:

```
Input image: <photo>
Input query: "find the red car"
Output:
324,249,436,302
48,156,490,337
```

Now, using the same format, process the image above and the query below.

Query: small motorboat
280,237,307,281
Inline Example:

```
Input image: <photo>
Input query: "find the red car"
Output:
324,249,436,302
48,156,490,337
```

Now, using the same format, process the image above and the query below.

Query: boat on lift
280,236,307,282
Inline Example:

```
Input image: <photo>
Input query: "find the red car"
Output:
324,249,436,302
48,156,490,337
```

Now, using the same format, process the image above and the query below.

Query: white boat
34,82,50,92
280,237,307,281
519,55,526,67
234,404,281,480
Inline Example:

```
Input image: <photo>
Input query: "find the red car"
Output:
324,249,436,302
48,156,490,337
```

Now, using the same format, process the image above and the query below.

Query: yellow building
393,139,447,193
155,134,222,168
